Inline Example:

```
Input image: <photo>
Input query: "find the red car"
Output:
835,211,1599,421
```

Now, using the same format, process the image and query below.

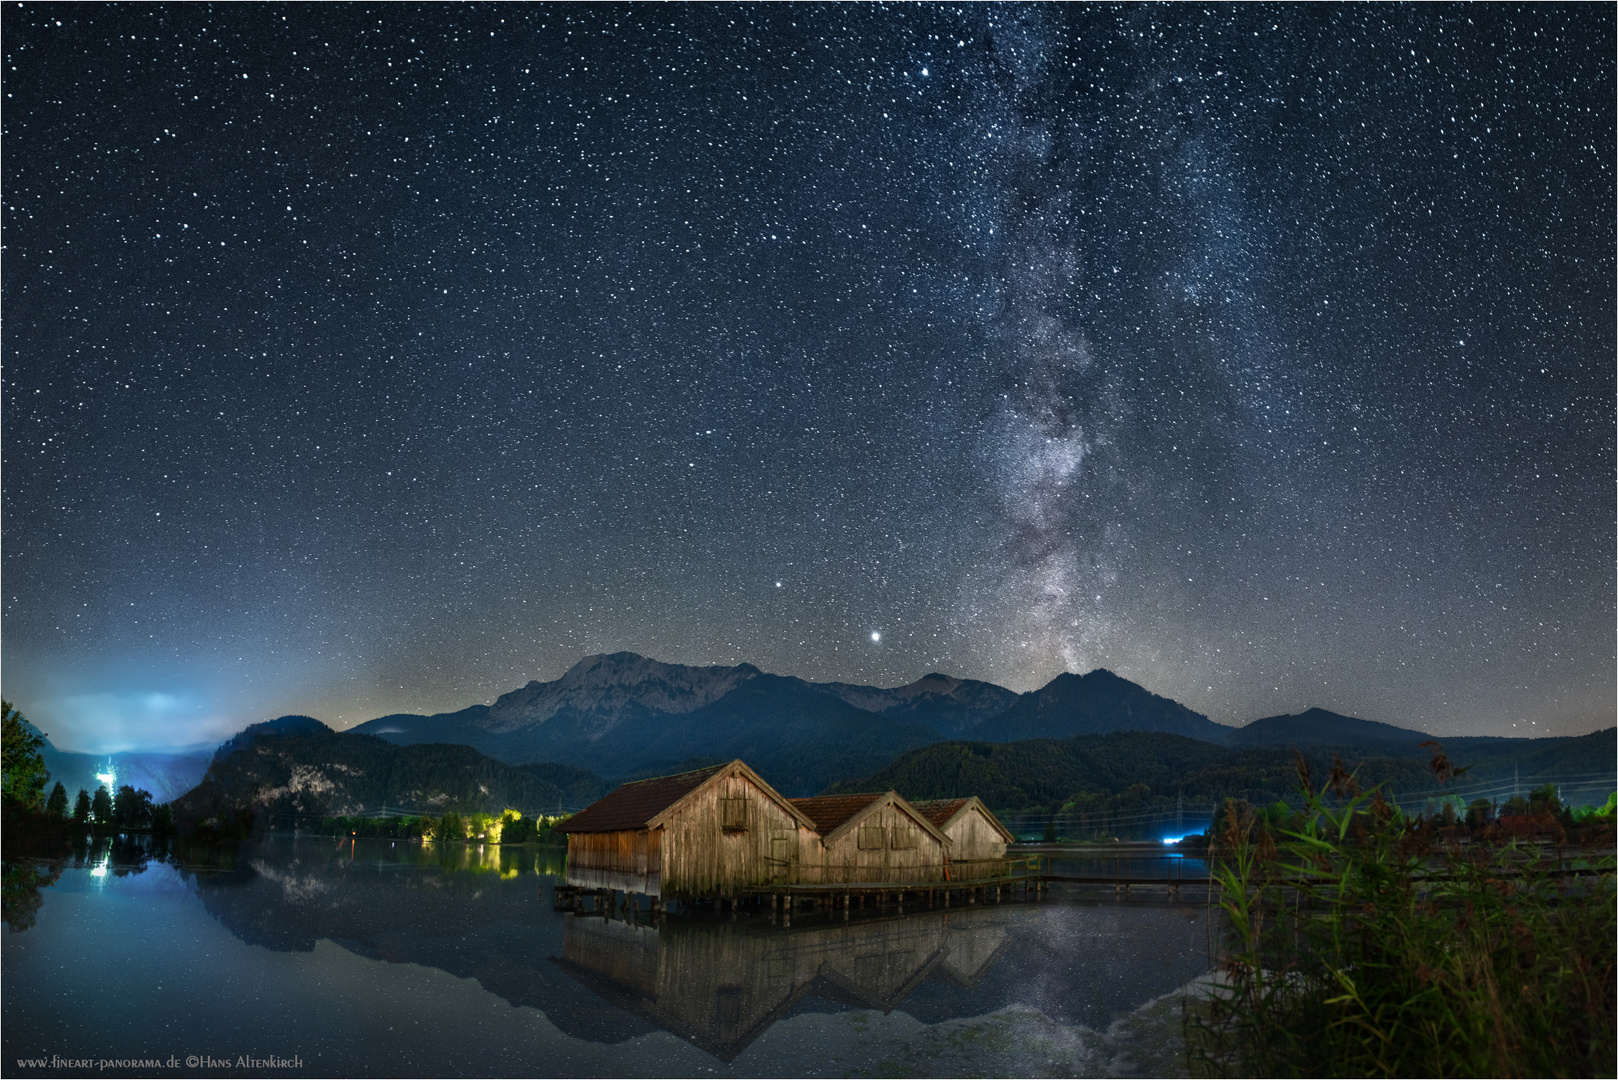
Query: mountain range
348,652,1241,795
43,651,1611,809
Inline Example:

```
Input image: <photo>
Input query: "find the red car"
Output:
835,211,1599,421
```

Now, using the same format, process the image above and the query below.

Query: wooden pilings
555,868,1213,926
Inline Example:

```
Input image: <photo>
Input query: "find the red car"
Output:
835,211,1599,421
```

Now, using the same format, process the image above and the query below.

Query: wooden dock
552,856,1219,923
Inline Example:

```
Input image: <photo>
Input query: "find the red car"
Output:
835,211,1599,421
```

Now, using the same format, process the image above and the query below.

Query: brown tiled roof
561,763,729,833
788,793,884,835
911,798,971,830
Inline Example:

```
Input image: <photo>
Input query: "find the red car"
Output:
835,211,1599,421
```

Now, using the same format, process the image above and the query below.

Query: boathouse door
770,835,797,884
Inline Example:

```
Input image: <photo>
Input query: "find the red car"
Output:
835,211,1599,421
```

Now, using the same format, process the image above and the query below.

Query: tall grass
1190,750,1616,1077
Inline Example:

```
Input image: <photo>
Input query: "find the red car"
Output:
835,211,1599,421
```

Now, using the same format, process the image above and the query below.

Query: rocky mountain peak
480,653,764,736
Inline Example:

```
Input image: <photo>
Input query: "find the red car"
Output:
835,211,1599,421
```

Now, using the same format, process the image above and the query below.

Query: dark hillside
829,728,1612,815
594,675,941,797
825,731,1230,809
173,723,609,830
1229,708,1427,749
984,670,1234,744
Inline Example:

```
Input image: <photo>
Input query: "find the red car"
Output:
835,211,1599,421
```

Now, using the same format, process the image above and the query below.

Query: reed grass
1189,750,1616,1078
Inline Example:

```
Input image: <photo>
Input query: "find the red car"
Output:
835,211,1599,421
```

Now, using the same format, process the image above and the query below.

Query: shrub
1190,749,1616,1077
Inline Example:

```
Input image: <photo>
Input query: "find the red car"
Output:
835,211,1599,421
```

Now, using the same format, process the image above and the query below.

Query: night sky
5,4,1613,753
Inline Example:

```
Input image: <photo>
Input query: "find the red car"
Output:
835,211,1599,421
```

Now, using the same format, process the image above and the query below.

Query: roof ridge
618,761,730,787
790,792,884,800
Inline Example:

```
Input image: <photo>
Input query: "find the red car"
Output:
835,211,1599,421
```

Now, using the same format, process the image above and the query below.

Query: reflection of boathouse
559,760,1021,902
552,907,1012,1061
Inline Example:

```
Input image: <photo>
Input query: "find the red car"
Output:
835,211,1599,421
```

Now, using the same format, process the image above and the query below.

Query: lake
3,836,1217,1078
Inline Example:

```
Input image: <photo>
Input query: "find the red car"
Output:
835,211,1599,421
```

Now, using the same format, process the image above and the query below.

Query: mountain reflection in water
6,838,1216,1076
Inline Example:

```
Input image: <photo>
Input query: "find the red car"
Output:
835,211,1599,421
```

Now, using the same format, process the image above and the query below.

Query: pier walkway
552,846,1220,922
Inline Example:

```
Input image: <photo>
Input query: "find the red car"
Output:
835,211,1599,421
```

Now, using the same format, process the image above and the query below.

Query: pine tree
73,788,92,822
90,785,113,823
44,781,69,818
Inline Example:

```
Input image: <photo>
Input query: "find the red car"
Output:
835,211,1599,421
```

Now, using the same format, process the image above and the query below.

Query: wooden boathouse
912,797,1018,879
558,759,820,901
558,759,1041,914
788,792,951,885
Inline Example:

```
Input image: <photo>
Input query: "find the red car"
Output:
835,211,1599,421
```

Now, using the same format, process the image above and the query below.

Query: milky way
4,5,1612,750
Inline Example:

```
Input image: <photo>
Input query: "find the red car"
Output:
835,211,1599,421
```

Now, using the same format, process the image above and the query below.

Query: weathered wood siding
657,771,820,898
816,802,948,885
943,806,1010,880
566,829,659,895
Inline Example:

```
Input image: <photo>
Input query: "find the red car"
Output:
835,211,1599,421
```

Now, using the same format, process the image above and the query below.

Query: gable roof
911,798,971,830
791,791,950,847
561,759,817,834
911,796,1017,843
561,763,728,833
788,793,885,835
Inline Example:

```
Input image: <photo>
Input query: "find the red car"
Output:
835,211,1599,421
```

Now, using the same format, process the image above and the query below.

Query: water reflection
2,832,174,929
555,907,1013,1061
6,838,1217,1073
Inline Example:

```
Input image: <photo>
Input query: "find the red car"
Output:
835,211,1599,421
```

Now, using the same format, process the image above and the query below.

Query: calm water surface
3,837,1215,1078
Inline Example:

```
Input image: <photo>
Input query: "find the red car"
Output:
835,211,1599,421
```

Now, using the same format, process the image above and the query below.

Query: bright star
870,631,881,643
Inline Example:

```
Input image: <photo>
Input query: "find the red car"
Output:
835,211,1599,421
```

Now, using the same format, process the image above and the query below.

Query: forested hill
826,729,1614,813
172,719,611,830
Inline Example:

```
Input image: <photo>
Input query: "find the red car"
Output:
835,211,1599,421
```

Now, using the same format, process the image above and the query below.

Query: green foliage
1528,782,1563,816
1190,755,1617,1078
44,782,69,819
437,810,465,842
113,785,155,828
72,788,91,822
90,786,113,823
1,699,50,810
500,814,538,843
1573,792,1617,824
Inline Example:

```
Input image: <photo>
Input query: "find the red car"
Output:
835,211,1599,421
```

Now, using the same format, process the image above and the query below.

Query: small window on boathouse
720,797,748,830
858,825,886,849
890,827,919,849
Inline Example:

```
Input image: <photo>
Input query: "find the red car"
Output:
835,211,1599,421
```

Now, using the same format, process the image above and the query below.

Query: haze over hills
38,742,211,805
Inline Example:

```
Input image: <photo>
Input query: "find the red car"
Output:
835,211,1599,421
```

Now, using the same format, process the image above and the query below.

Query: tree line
2,700,171,837
304,808,571,844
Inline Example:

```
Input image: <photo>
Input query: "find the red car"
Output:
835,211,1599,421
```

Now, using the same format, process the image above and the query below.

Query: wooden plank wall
944,807,1011,880
817,802,949,885
567,829,659,895
658,771,822,898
